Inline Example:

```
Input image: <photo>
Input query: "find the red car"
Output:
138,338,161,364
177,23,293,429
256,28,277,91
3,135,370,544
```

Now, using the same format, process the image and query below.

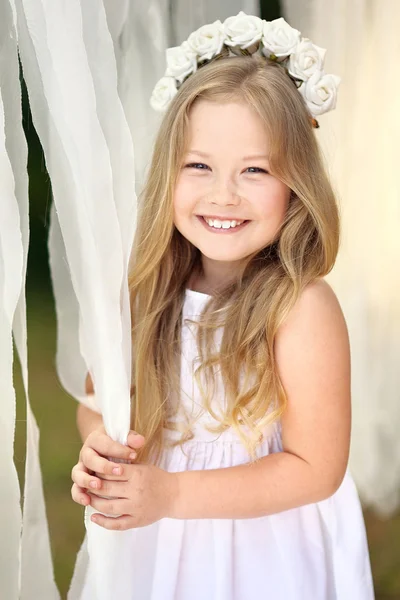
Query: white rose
262,17,301,59
187,20,225,62
165,41,198,84
150,76,178,112
298,70,341,116
222,11,263,50
288,38,326,81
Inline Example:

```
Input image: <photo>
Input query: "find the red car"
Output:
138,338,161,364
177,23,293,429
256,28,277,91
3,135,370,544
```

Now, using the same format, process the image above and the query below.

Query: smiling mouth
197,215,251,233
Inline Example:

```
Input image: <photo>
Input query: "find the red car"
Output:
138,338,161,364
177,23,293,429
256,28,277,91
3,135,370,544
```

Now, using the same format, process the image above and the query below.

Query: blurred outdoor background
10,1,400,598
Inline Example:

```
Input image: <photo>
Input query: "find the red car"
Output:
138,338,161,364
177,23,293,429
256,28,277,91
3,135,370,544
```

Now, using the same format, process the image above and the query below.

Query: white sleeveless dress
81,288,375,599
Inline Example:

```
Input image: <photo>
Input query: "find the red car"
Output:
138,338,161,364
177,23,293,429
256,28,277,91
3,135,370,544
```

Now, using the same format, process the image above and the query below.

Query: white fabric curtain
2,1,261,598
103,0,171,195
0,8,25,596
282,0,400,517
1,2,59,598
13,0,136,597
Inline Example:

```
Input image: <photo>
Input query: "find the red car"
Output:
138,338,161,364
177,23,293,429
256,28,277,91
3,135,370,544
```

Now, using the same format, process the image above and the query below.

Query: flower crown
150,12,341,128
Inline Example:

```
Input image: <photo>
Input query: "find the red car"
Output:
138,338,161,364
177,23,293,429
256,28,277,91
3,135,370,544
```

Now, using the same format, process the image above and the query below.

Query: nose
209,179,241,207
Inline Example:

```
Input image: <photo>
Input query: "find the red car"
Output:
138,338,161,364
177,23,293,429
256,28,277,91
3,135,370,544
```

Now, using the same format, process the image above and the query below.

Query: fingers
89,478,129,498
71,482,91,506
126,430,145,450
89,495,131,516
71,428,145,509
71,461,103,491
84,429,141,462
91,513,134,531
71,461,103,507
80,447,131,478
71,461,128,507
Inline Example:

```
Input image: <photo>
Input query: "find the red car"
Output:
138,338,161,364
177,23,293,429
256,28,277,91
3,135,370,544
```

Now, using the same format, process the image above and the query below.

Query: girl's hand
71,425,145,508
86,462,178,530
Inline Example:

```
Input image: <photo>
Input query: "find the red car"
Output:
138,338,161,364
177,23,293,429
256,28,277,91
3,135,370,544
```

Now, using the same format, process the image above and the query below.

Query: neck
199,255,246,292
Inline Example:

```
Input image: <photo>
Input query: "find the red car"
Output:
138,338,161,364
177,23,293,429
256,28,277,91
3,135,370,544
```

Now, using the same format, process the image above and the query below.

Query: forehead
186,100,269,155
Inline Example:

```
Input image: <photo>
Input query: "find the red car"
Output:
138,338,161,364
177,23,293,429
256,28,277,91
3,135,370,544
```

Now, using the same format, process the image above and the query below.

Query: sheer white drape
14,0,135,598
0,9,25,597
0,2,59,598
282,0,400,516
3,1,261,598
103,0,170,195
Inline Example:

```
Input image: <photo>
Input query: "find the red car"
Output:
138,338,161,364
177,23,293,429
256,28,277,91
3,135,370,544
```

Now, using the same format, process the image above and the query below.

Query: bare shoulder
275,277,350,382
278,278,347,340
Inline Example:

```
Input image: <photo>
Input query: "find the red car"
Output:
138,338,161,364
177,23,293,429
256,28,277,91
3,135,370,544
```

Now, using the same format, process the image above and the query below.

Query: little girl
71,14,374,599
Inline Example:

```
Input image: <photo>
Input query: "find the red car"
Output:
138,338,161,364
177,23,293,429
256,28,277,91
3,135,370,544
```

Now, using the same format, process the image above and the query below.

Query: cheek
255,184,290,221
173,180,196,217
173,185,184,223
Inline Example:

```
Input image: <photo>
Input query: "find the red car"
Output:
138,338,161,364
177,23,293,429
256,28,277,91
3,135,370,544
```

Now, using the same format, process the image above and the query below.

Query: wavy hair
127,54,340,465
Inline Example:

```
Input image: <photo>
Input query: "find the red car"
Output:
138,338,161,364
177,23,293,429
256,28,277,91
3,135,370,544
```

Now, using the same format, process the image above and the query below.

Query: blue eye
185,163,210,170
246,167,268,174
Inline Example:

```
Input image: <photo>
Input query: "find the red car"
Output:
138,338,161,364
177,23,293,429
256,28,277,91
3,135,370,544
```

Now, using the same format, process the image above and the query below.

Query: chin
199,249,249,262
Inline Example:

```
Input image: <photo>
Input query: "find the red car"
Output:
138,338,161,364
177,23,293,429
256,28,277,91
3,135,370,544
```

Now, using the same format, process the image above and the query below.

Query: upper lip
197,215,248,221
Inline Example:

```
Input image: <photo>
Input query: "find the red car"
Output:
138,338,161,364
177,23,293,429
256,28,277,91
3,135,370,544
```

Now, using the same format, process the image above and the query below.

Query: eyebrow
187,150,269,161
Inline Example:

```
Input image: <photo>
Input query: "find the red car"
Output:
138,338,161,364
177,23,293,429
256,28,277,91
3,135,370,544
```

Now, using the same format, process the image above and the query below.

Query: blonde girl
71,22,374,599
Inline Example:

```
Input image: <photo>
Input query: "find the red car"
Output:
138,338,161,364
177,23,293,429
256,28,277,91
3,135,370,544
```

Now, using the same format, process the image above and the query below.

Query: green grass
12,288,400,599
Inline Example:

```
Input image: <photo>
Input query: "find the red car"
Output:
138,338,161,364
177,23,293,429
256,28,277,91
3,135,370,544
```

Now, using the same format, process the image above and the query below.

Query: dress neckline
185,288,212,299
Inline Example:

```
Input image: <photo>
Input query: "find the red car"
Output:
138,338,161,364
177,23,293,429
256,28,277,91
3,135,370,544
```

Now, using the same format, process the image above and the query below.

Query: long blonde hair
128,55,340,465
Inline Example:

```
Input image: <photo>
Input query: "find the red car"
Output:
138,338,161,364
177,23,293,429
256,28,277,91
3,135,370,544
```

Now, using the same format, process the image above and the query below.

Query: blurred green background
11,1,400,597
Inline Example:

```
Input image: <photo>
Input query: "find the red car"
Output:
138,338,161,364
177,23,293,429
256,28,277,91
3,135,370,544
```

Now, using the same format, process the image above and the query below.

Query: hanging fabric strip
103,0,171,195
1,1,60,598
282,0,400,516
0,11,23,600
13,0,136,598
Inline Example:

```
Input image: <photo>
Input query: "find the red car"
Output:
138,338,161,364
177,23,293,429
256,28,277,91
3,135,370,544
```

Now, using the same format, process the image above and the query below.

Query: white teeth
204,217,244,229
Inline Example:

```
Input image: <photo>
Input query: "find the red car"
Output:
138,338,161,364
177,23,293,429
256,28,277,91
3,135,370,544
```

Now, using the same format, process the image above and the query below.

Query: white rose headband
150,12,341,129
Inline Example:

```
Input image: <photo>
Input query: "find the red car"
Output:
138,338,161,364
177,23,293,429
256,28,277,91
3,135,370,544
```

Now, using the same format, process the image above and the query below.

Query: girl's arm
76,373,104,442
169,279,351,520
76,403,104,443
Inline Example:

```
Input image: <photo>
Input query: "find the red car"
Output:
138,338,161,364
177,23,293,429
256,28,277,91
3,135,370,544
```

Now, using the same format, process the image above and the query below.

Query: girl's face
173,100,291,284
